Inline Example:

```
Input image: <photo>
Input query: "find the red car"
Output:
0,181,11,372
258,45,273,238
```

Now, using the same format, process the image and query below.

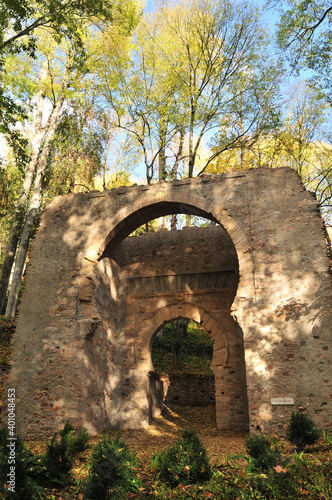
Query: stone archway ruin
136,302,229,371
135,301,245,429
6,168,332,439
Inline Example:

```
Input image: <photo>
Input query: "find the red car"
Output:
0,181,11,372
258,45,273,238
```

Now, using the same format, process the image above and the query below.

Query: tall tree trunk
0,90,47,314
158,115,167,182
157,120,166,231
156,114,168,232
186,214,192,227
171,214,177,230
5,93,66,318
171,128,184,231
240,144,245,170
188,104,195,178
239,91,245,170
173,319,188,370
172,127,184,179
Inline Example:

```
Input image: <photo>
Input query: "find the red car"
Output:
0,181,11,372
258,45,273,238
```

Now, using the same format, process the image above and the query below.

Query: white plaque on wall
271,397,294,405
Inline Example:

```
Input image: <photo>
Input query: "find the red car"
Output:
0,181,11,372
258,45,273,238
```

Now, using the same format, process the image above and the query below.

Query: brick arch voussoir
81,187,256,323
136,302,229,371
96,192,217,260
89,190,251,261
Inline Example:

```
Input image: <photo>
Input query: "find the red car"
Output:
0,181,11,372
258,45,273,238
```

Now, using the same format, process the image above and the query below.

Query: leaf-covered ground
23,404,332,499
111,406,248,491
23,405,247,498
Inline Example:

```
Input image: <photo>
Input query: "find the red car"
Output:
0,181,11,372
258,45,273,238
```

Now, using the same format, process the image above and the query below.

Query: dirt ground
25,405,248,498
14,405,332,499
122,405,247,465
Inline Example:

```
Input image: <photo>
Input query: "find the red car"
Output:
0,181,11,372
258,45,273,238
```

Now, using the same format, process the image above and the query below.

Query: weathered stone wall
112,224,239,275
123,289,247,429
4,168,332,438
161,375,216,407
107,225,247,430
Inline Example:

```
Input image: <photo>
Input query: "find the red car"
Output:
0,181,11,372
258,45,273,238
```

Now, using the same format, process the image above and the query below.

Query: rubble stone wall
161,375,216,407
4,168,331,438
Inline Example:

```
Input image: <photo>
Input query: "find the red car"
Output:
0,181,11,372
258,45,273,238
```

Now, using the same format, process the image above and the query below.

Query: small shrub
37,421,89,488
245,434,282,472
59,420,89,456
83,434,142,499
286,411,321,452
38,434,73,488
0,421,89,497
151,429,212,487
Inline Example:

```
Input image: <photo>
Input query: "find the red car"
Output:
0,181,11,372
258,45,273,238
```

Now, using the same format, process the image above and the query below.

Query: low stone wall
161,375,215,407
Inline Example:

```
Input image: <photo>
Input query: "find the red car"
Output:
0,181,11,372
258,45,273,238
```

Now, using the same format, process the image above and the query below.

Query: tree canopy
95,0,284,182
276,0,332,98
0,0,139,155
0,0,332,317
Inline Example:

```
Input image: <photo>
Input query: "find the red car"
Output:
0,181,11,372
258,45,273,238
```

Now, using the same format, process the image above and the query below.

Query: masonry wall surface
4,168,332,438
161,375,216,407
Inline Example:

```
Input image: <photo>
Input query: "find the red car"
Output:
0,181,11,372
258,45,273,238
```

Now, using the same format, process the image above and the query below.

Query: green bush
0,421,89,496
245,434,282,472
38,434,73,488
286,411,321,452
323,428,332,450
38,421,89,488
151,429,212,488
59,420,89,456
83,434,142,499
0,426,43,499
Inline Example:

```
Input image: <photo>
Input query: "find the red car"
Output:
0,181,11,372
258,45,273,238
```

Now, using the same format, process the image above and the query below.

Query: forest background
0,0,332,319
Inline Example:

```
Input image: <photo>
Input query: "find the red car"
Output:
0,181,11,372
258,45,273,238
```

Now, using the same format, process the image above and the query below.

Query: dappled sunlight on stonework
246,350,271,378
6,168,331,440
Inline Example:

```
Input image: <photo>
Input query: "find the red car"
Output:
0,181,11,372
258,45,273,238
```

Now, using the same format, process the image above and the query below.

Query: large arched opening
80,192,253,431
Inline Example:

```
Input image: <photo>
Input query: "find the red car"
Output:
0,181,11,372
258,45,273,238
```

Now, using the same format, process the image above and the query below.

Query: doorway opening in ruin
100,201,249,430
150,318,215,419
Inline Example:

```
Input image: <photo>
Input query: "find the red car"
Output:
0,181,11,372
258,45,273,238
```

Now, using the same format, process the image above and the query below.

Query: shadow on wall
73,185,252,433
10,169,331,439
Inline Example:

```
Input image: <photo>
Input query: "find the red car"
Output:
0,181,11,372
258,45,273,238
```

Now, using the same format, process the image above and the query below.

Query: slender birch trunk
173,319,188,370
4,51,73,317
5,48,73,318
5,164,45,318
5,93,66,318
156,117,167,231
158,114,167,182
0,87,47,313
170,128,185,231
